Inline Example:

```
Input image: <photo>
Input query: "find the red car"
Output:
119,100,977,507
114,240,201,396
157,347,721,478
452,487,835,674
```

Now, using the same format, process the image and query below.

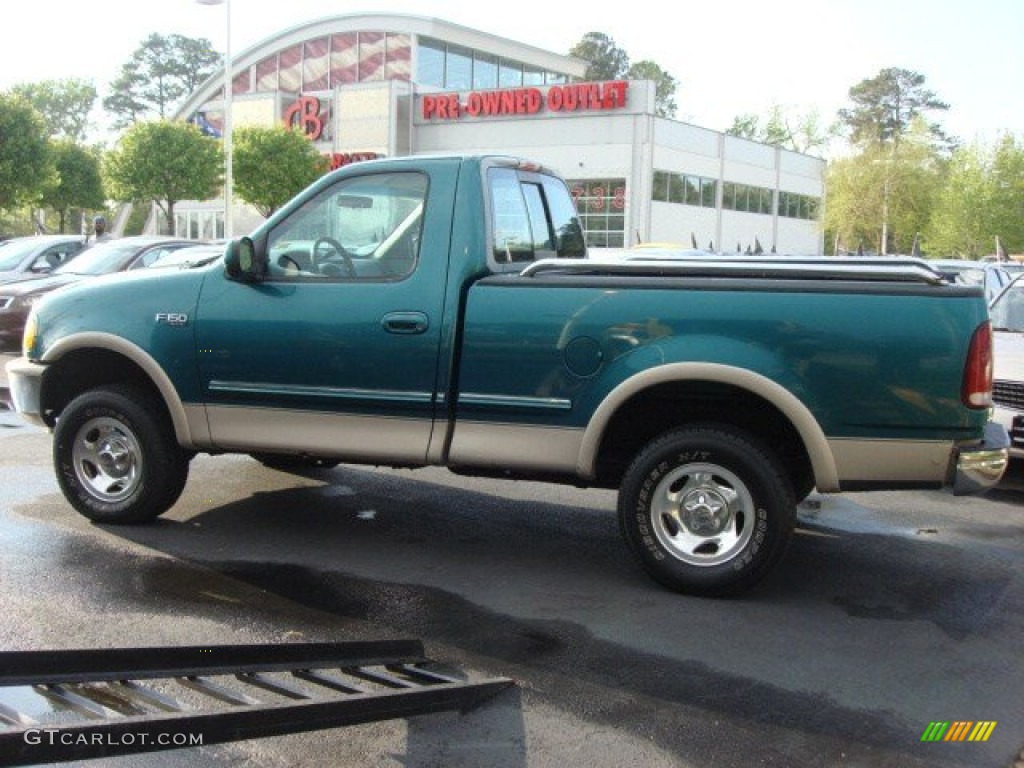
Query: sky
1,0,1021,149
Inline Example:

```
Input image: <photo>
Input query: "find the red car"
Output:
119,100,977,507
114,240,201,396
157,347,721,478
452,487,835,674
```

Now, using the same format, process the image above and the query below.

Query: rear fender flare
577,362,839,491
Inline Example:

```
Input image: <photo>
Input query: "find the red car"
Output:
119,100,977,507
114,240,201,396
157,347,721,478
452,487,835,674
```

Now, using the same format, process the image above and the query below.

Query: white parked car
930,259,1013,304
989,275,1024,457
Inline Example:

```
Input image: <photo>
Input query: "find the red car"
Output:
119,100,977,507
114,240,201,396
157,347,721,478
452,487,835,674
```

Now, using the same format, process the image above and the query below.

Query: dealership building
174,13,825,254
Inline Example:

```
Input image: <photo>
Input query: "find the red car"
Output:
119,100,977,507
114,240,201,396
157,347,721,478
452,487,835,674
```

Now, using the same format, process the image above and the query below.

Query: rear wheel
54,385,190,524
617,424,796,596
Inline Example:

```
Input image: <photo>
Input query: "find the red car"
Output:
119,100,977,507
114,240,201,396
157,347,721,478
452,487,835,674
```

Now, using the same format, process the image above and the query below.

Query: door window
266,172,427,281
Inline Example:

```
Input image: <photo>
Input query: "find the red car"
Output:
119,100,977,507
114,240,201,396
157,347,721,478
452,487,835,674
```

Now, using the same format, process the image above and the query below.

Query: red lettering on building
283,95,325,140
420,81,629,120
325,152,381,171
422,93,460,119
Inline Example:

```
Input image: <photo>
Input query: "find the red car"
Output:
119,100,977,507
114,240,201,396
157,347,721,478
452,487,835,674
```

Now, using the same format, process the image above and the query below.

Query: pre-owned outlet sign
421,80,629,120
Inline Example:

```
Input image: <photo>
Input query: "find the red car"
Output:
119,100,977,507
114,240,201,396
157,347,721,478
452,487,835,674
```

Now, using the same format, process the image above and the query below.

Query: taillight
962,321,993,409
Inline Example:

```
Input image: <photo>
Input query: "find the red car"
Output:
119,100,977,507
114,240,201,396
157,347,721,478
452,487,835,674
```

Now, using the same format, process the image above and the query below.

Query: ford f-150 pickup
5,155,1010,596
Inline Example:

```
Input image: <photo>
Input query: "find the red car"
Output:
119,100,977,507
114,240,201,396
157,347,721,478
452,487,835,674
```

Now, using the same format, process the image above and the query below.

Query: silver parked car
0,235,87,284
930,259,1013,304
989,275,1024,457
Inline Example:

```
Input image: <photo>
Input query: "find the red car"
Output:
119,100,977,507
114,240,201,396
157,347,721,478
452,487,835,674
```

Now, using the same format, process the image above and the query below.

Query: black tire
53,385,190,524
251,453,341,470
791,464,816,504
617,424,796,597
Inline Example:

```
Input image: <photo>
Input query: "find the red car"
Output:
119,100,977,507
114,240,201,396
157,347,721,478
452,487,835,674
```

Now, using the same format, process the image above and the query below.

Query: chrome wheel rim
71,417,143,503
650,462,755,566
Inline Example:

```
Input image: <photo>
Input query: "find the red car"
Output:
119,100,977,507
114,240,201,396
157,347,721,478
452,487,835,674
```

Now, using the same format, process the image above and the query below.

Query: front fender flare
41,332,208,449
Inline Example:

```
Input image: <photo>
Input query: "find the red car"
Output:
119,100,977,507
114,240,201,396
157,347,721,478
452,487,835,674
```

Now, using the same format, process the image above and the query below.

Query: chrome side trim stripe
457,393,572,411
208,381,434,405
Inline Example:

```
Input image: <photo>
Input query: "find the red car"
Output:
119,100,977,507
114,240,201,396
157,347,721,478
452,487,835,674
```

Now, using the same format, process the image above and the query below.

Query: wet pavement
1,403,1023,767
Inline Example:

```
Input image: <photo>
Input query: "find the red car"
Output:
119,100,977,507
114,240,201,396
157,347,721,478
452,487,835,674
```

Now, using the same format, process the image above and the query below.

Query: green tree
627,60,677,118
569,32,629,80
41,141,106,233
233,126,329,218
825,120,942,254
10,79,97,142
989,134,1024,253
0,94,55,211
569,33,679,120
926,135,1024,257
837,67,950,149
104,120,222,232
104,33,220,129
727,105,837,155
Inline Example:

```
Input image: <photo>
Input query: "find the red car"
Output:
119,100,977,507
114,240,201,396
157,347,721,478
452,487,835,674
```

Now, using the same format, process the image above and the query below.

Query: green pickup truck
5,155,1010,596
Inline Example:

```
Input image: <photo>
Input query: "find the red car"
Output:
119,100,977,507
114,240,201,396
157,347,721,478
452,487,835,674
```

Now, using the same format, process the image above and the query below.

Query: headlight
22,309,38,359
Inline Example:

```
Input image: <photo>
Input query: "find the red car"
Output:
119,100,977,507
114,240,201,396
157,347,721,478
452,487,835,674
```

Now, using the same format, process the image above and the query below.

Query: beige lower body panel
447,422,585,474
201,405,433,464
828,437,954,486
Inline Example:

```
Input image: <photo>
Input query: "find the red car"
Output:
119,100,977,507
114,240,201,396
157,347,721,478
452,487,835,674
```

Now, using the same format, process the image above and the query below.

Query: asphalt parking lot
1,353,1023,767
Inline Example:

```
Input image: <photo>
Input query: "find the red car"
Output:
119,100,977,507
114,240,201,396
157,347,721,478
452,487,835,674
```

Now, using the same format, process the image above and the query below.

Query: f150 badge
155,312,189,326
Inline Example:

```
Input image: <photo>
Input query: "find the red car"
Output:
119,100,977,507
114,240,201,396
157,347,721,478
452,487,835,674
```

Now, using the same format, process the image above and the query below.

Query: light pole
196,0,233,238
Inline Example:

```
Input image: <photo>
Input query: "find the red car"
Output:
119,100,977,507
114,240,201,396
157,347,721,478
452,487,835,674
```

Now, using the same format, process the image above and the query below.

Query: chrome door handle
381,311,429,334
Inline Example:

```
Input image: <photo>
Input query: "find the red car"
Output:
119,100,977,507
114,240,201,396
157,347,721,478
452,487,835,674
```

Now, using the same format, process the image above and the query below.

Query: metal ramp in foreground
0,640,513,765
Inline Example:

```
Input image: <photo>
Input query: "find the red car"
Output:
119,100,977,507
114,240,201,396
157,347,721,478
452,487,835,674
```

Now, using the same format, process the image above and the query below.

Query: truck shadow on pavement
87,463,1018,768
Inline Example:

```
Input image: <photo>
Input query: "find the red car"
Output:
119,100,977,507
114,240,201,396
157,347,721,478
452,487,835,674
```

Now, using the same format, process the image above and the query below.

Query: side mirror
224,237,266,283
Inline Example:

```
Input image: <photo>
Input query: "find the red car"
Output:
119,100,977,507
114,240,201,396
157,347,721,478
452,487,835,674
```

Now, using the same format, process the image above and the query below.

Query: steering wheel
312,237,356,277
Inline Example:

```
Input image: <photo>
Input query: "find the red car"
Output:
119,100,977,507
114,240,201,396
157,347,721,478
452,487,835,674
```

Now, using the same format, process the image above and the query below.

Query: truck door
194,169,450,464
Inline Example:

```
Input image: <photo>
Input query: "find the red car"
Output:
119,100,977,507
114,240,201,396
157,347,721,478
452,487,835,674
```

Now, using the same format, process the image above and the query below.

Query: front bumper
952,421,1010,495
4,357,47,428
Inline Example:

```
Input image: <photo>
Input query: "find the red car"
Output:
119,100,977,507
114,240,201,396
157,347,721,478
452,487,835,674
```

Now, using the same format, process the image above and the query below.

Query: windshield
0,239,44,270
56,240,142,275
990,281,1024,331
936,265,984,286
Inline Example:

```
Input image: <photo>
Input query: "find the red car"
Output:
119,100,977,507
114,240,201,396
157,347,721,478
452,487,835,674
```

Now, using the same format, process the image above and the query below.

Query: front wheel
617,425,796,597
54,385,190,524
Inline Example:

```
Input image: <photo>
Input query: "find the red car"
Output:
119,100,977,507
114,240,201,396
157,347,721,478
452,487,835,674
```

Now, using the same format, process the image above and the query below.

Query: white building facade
174,13,825,254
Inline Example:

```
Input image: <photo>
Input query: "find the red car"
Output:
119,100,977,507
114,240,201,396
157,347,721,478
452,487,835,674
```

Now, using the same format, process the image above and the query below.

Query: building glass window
668,174,686,204
701,178,717,207
416,37,445,87
652,171,669,202
684,176,700,206
498,59,523,87
473,53,498,89
722,182,735,210
445,44,473,90
523,65,545,86
568,178,626,249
